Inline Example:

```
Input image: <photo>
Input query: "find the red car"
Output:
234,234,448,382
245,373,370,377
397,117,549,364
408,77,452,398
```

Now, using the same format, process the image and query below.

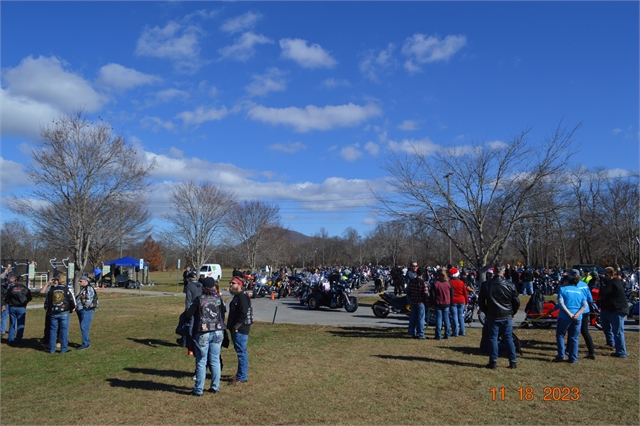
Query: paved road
28,284,639,332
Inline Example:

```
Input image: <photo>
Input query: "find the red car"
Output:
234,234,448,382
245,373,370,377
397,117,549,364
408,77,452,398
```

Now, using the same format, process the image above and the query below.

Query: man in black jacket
5,275,32,344
227,276,252,384
478,264,520,369
599,267,627,358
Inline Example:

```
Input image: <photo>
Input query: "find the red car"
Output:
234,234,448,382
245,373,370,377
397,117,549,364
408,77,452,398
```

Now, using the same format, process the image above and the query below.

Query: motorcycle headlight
259,277,267,285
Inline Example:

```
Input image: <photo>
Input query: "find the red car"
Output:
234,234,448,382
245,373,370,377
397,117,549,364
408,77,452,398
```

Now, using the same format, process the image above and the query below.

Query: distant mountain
280,228,313,244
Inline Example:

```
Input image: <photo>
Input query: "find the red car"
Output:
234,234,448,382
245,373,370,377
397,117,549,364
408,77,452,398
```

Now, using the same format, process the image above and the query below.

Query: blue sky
1,1,638,238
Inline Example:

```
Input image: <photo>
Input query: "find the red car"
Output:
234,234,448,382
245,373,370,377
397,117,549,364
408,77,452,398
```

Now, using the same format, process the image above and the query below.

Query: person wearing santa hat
449,268,468,337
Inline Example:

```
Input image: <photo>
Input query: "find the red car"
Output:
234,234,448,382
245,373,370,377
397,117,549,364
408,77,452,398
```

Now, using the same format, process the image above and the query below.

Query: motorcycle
307,282,358,313
371,292,410,318
628,299,639,324
251,275,270,299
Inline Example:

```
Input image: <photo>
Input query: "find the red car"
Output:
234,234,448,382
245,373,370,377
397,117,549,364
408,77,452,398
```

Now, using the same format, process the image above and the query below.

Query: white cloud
269,142,307,154
135,21,203,73
0,157,31,191
270,142,306,154
150,88,190,105
279,38,337,69
487,140,508,150
143,149,386,212
245,68,286,97
141,116,175,132
387,137,441,156
341,144,363,162
398,120,419,131
219,32,273,61
220,12,261,34
362,217,378,226
97,63,161,90
247,103,382,132
402,34,466,72
184,9,218,22
359,43,395,82
321,78,350,88
168,147,184,158
612,128,623,135
1,56,109,139
4,56,107,111
175,106,228,127
365,142,380,156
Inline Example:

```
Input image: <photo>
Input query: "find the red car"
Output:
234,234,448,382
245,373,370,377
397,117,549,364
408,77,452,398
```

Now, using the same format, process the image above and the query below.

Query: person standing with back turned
478,264,520,369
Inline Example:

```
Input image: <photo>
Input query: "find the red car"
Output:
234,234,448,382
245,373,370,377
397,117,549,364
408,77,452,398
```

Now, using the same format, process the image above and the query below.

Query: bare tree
377,123,579,276
602,173,640,266
163,180,235,270
86,199,151,269
9,111,154,291
225,201,281,272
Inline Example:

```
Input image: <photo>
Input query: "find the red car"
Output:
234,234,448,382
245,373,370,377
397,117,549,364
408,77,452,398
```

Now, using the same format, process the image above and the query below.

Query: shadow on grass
106,378,192,395
124,367,193,379
327,326,407,339
374,354,484,368
2,337,50,352
127,337,178,347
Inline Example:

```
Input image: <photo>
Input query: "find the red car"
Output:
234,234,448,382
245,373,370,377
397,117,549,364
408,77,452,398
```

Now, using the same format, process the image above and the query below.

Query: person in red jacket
449,268,468,337
430,269,453,340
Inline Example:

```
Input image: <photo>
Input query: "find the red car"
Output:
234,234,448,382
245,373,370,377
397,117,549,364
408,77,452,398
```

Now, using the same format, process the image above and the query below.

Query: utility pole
444,173,453,266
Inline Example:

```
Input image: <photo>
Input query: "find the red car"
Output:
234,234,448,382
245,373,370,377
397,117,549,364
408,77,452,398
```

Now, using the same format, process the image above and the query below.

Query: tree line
3,113,638,291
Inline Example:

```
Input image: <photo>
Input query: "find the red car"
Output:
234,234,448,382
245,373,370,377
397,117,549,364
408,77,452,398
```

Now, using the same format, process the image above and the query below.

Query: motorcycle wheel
372,301,390,318
478,310,486,325
308,295,320,310
531,321,553,329
345,296,358,313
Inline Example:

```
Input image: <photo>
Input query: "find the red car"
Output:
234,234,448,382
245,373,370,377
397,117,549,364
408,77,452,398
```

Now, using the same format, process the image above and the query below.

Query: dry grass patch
1,296,638,425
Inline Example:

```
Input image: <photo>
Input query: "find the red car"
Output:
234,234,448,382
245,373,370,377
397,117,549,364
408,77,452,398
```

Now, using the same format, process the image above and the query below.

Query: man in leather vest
46,278,76,353
478,264,520,369
183,277,225,396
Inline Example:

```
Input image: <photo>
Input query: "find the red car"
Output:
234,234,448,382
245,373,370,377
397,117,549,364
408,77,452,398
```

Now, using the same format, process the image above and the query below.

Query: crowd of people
2,260,635,395
0,267,98,353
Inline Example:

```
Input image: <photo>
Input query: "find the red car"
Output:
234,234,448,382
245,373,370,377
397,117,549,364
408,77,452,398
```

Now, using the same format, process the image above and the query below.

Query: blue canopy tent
103,256,149,288
103,256,148,268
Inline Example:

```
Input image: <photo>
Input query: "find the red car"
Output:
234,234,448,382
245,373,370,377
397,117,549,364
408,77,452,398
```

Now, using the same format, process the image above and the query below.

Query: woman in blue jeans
430,269,453,340
183,277,226,396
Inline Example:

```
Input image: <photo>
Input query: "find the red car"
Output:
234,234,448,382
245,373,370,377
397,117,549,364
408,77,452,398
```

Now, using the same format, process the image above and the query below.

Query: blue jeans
485,317,517,363
194,330,223,394
434,307,451,339
408,303,425,338
1,304,9,334
600,310,626,358
231,331,249,382
49,312,70,353
77,309,94,347
8,306,26,342
522,282,533,295
557,317,581,362
450,303,466,336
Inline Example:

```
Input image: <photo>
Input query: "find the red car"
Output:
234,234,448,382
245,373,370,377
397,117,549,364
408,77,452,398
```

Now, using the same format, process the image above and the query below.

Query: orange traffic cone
271,291,275,300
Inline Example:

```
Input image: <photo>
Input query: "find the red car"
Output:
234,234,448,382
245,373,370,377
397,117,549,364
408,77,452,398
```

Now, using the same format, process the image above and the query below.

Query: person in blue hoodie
553,270,587,363
575,270,596,360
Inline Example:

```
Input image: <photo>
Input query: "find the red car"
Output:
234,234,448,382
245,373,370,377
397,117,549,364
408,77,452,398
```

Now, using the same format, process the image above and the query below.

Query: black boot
508,361,517,369
486,361,497,370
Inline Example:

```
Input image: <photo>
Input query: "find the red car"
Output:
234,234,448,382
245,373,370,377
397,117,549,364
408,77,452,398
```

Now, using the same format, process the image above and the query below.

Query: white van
199,264,222,282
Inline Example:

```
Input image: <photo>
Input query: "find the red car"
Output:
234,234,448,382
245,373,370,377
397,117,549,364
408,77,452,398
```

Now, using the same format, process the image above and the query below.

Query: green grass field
1,292,638,425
